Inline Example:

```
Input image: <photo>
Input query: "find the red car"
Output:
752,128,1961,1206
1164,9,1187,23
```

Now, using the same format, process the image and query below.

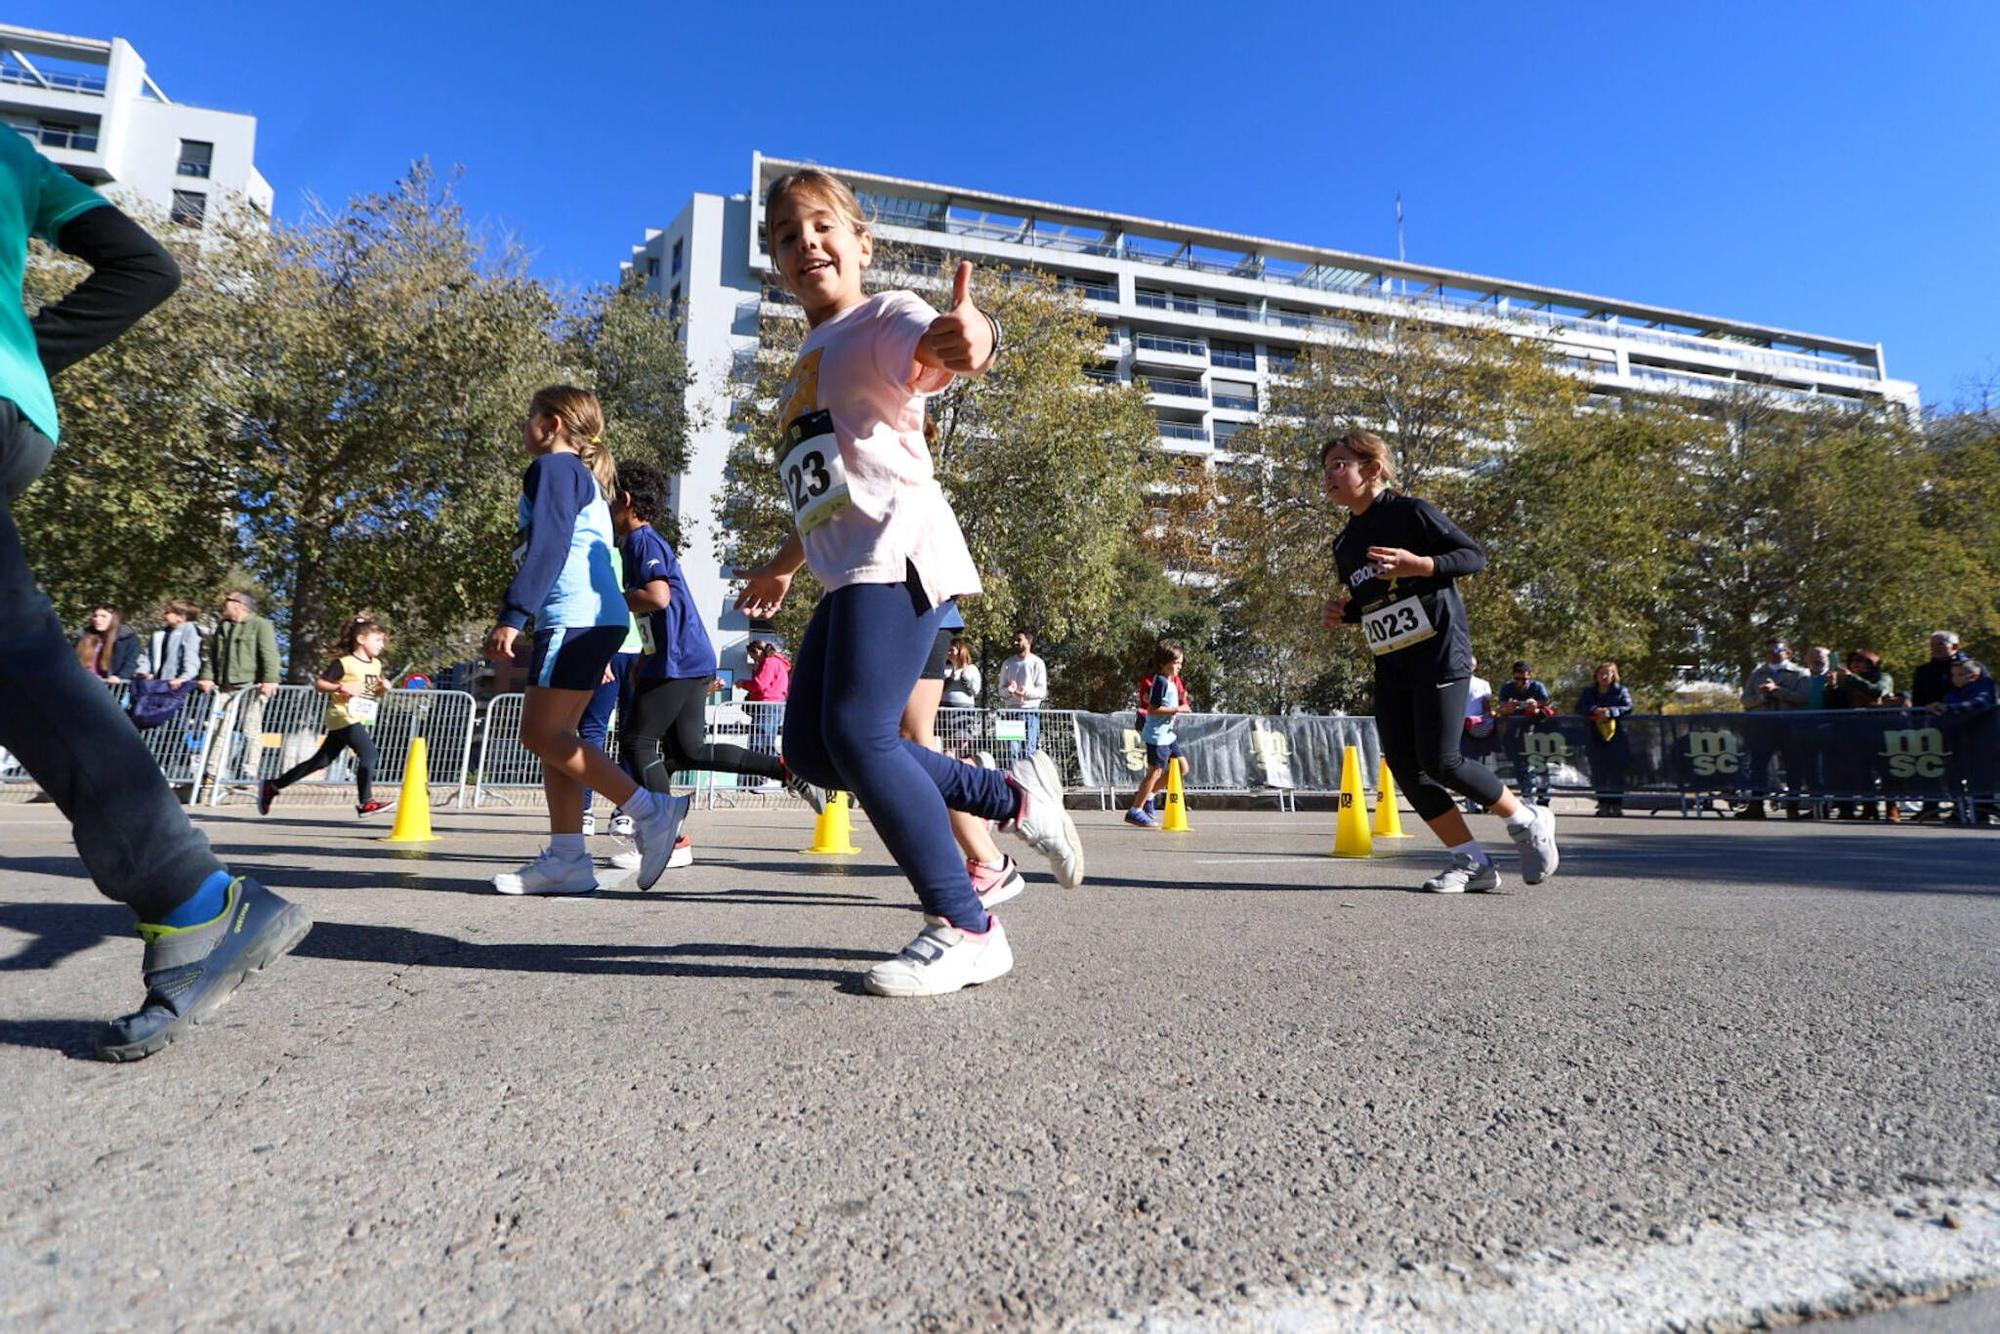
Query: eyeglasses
1323,457,1362,472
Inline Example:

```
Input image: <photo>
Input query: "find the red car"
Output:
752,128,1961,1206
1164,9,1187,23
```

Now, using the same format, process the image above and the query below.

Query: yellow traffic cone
383,736,439,844
1160,756,1192,833
1331,745,1373,858
803,790,860,856
1372,757,1412,840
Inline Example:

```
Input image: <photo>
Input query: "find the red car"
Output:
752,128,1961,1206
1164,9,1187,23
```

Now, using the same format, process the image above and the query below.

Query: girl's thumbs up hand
917,260,996,376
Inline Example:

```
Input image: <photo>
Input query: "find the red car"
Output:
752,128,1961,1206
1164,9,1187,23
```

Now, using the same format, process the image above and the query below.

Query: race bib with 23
778,408,852,535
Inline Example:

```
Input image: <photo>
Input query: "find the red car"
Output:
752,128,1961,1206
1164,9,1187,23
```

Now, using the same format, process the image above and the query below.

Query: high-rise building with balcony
2,24,273,227
626,152,1921,672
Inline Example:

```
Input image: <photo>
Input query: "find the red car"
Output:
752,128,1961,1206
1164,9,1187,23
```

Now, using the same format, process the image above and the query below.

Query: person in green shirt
0,133,310,1062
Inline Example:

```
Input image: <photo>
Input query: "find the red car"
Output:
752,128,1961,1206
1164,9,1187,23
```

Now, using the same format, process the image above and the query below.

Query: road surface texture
2,800,1996,1330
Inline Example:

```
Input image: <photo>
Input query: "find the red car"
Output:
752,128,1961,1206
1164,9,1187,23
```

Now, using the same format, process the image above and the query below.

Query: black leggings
273,723,377,805
1377,678,1507,822
623,674,786,793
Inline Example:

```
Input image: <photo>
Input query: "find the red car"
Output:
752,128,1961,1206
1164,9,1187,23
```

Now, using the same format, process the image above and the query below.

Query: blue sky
25,1,1999,409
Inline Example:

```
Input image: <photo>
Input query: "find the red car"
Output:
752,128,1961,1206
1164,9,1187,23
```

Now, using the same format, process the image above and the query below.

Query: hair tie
590,434,602,445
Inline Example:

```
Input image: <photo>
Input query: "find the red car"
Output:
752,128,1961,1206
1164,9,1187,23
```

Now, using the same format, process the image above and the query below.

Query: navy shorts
1144,739,1184,770
922,626,953,682
529,625,626,691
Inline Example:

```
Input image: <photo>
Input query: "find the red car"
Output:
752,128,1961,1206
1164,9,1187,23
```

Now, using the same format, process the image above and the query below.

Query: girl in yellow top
259,616,394,817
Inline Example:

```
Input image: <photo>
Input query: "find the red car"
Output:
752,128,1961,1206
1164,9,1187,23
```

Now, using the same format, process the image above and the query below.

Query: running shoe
862,915,1013,997
667,835,694,869
256,779,277,816
356,800,391,817
783,771,830,814
614,834,690,875
1422,853,1499,894
580,813,597,838
969,854,1024,910
1124,807,1159,828
975,751,997,771
95,877,313,1062
494,847,599,896
609,812,635,838
1507,804,1560,885
607,841,641,872
634,792,693,891
1005,751,1086,888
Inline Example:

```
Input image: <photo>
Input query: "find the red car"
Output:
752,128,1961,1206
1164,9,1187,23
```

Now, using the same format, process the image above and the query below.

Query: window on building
1212,381,1258,412
1265,347,1298,374
671,238,684,275
646,257,660,277
1210,339,1255,370
1212,297,1251,321
1213,420,1246,444
170,190,206,228
177,139,213,178
669,284,682,321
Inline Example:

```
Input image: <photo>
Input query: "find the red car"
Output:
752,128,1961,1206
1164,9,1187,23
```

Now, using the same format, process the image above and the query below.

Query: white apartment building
1,24,272,227
628,152,1921,672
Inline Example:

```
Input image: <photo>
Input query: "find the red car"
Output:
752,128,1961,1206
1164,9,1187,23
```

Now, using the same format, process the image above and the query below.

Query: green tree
565,271,695,549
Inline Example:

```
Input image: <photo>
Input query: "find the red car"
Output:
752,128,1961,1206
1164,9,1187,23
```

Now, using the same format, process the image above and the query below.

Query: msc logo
1119,728,1146,774
1685,730,1741,776
1879,727,1949,778
1522,729,1572,775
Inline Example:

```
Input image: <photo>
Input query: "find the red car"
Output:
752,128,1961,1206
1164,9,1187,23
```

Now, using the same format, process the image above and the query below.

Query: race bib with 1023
778,408,852,535
1361,595,1437,656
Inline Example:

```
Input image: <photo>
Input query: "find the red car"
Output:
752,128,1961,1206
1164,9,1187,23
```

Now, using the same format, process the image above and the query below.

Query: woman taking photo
1320,430,1559,893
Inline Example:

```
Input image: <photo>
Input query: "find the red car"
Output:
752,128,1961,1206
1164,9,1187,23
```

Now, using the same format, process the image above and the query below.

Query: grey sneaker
1006,750,1085,888
783,771,830,814
1422,853,1499,894
1507,804,1560,884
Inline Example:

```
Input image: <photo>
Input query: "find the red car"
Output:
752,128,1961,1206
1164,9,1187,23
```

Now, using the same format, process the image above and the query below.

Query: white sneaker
1422,852,1499,894
494,847,599,896
634,792,692,891
607,840,642,872
1006,751,1085,888
862,915,1013,997
580,813,597,838
1507,804,1560,884
667,835,694,869
609,813,634,838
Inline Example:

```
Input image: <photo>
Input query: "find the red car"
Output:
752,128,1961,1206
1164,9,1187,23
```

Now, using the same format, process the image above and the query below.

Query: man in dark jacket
0,135,309,1061
1910,631,1960,821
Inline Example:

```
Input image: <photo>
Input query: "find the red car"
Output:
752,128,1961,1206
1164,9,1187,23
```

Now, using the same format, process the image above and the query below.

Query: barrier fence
6,690,1995,819
201,685,479,809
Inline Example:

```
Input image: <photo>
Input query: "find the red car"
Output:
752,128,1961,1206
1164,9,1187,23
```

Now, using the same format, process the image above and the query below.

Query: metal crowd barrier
202,684,478,809
1,680,234,800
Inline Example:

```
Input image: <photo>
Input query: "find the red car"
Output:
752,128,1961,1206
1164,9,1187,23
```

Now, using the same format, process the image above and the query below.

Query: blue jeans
783,579,1017,931
578,650,636,810
1002,708,1042,762
0,400,221,920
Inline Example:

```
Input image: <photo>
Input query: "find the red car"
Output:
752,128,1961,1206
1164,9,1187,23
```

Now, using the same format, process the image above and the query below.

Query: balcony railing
1143,378,1207,400
0,63,107,95
1212,392,1258,412
1157,422,1210,444
1134,332,1206,358
8,121,98,152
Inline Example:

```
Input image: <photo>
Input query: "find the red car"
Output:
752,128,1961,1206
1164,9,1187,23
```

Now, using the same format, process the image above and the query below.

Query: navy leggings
784,578,1018,931
578,650,635,810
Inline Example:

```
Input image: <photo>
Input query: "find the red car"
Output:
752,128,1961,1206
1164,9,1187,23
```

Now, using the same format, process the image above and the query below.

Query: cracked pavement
1,801,1996,1329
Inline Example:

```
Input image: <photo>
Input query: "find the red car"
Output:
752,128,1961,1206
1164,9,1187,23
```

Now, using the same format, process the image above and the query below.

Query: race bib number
347,694,379,725
778,409,851,535
638,614,660,657
1361,595,1436,656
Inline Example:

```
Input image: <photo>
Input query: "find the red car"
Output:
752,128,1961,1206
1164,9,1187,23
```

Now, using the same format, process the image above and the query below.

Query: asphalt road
2,800,1996,1330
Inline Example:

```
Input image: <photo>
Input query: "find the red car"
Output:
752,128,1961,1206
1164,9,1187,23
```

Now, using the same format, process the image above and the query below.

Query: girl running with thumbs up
734,168,1083,998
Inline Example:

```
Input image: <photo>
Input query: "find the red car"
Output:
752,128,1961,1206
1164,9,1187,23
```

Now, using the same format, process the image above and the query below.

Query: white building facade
1,24,272,226
628,153,1922,673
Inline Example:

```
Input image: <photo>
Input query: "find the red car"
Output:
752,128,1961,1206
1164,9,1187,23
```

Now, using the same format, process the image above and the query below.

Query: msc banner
1068,708,1999,800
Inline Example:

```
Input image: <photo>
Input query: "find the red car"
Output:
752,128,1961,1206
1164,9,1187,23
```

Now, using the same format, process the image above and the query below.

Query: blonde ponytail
530,384,616,499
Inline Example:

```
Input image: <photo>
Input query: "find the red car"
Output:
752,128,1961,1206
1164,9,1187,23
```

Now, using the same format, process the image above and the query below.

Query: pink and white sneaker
968,854,1025,909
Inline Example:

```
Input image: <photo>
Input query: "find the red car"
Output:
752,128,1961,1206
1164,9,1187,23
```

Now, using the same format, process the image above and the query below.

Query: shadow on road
0,1016,101,1056
0,899,127,973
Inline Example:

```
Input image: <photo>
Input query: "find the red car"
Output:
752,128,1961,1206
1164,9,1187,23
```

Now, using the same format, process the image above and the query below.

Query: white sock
551,833,586,857
1448,838,1492,865
973,856,1006,870
1504,806,1537,830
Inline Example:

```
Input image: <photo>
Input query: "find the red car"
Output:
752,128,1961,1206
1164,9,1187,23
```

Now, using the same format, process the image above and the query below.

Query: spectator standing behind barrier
74,604,139,682
1494,660,1554,805
999,629,1048,759
1739,639,1810,819
1826,649,1896,820
145,598,203,685
198,590,281,789
743,639,790,768
1804,646,1836,709
0,132,309,1061
1930,657,1997,826
1575,661,1635,818
1456,658,1497,812
1910,631,1960,822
